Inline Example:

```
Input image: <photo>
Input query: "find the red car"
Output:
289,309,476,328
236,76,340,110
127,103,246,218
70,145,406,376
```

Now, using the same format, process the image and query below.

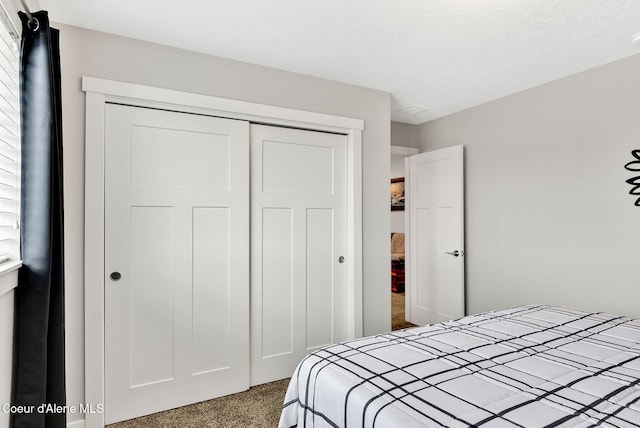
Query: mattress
278,305,640,427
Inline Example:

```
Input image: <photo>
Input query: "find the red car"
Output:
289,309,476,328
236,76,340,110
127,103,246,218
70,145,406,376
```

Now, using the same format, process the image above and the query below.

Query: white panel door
250,124,348,385
104,104,250,424
406,146,464,326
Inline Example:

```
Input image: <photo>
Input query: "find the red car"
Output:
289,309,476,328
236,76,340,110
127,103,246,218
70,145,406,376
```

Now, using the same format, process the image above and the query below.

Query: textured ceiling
39,0,640,124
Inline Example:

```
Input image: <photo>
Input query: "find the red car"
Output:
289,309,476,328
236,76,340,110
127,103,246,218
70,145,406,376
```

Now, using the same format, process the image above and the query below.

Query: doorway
390,145,418,330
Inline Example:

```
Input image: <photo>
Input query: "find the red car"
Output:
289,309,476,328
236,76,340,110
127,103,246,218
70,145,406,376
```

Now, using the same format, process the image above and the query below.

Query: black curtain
11,11,65,428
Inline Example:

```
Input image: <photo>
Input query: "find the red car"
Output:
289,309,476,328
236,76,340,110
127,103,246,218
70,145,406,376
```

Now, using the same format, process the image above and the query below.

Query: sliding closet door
250,124,348,385
104,104,250,424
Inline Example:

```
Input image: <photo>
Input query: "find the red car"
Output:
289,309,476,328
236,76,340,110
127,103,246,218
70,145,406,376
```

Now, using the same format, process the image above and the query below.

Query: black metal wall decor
625,150,640,206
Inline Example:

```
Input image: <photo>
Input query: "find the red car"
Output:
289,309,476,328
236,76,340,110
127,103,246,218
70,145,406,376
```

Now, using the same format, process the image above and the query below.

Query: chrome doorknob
445,250,461,257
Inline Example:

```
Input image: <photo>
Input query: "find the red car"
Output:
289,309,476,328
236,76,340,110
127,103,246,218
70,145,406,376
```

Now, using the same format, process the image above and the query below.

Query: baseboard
68,419,85,428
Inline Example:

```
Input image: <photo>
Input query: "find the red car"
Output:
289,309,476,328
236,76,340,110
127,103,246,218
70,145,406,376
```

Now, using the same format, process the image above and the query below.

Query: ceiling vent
395,105,429,115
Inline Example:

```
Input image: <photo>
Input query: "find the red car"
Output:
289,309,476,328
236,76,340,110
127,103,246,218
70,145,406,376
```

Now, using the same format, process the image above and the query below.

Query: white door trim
83,76,363,428
390,145,419,157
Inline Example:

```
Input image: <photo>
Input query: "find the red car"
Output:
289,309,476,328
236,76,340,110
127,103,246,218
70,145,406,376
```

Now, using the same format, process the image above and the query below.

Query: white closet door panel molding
250,124,348,386
192,207,233,375
306,208,335,349
260,207,295,358
104,104,250,424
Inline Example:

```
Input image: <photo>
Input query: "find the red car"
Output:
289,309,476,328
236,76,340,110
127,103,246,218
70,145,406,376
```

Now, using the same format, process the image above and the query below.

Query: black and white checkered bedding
278,305,640,427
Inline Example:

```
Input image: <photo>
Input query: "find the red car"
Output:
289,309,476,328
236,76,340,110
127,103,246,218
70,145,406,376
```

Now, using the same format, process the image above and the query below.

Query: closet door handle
338,256,345,263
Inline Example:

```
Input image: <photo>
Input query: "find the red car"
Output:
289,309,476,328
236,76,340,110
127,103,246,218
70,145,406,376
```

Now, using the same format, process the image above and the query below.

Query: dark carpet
107,379,289,428
392,291,416,330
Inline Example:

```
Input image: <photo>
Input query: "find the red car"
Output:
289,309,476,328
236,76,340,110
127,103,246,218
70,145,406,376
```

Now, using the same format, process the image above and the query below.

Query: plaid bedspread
278,305,640,427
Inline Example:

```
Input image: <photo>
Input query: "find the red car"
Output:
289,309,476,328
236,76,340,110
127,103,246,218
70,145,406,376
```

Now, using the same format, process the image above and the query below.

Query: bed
278,305,640,427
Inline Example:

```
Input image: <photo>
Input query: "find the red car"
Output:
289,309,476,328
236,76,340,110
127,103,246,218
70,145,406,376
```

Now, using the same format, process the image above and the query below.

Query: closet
102,103,348,423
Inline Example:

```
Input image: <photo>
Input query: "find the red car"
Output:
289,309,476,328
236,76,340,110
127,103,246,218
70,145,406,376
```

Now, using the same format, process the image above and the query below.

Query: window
0,3,19,265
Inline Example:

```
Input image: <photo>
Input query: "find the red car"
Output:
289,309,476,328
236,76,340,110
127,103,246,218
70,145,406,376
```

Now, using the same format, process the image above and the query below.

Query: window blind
0,11,19,262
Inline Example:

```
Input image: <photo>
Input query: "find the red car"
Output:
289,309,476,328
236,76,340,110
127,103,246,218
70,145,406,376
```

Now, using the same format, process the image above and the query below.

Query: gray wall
391,121,419,148
57,24,391,424
418,53,640,319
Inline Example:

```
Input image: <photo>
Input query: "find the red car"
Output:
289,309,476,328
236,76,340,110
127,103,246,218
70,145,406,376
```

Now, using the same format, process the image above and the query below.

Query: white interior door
104,104,250,424
406,145,464,326
250,124,348,385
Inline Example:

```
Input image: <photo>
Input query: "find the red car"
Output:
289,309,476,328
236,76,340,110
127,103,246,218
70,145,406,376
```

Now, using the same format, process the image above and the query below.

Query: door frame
83,76,364,428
